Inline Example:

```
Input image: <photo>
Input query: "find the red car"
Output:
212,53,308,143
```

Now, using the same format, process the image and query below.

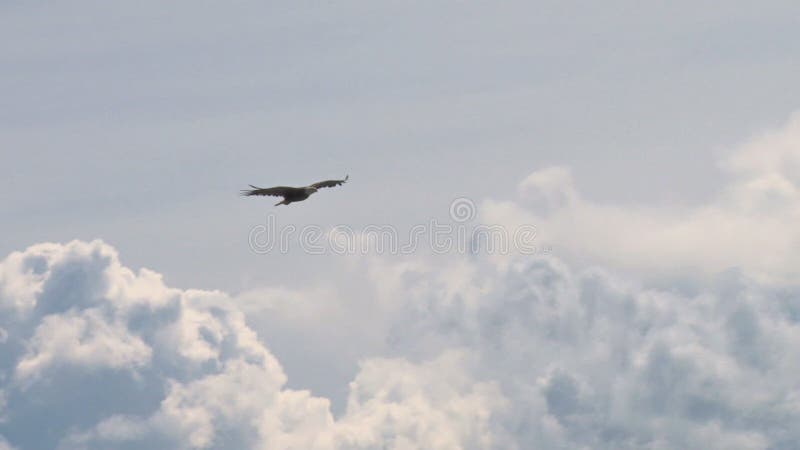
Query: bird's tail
240,185,262,196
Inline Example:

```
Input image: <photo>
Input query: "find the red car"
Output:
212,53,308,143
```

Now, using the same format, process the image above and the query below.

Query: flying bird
241,175,349,206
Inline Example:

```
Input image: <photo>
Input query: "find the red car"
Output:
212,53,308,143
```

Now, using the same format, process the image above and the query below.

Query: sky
2,1,800,449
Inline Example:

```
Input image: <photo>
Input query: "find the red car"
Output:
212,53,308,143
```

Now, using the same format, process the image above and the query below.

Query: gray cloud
377,258,800,449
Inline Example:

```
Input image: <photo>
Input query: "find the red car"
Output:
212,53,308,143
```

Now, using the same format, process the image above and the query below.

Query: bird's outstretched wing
310,175,349,189
240,186,303,197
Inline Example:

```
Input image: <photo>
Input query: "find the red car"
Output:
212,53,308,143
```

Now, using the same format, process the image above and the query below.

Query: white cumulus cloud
0,241,504,449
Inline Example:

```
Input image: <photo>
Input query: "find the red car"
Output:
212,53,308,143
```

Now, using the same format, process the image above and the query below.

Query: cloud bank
1,237,798,449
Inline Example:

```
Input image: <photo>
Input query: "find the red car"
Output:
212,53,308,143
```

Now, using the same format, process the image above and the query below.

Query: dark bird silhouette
241,175,349,206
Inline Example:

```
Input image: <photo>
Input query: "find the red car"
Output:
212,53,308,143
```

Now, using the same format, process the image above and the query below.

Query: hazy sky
2,2,800,449
3,0,799,291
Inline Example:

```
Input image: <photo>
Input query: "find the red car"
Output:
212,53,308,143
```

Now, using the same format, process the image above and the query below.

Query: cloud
0,437,17,450
0,241,504,449
2,239,798,449
483,112,800,284
4,107,800,450
378,258,800,449
517,166,579,213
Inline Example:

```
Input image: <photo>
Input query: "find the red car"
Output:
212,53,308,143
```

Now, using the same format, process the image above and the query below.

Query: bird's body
241,176,348,205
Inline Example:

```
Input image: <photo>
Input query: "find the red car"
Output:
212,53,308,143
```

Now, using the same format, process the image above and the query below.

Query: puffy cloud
483,112,800,284
376,257,800,449
15,307,152,382
336,352,506,450
0,240,293,449
517,166,579,213
0,241,503,450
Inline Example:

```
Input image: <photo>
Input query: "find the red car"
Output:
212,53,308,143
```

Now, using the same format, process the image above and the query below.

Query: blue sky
2,2,800,449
